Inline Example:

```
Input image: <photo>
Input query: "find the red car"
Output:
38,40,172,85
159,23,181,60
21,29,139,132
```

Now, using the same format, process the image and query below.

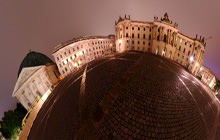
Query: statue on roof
161,12,170,23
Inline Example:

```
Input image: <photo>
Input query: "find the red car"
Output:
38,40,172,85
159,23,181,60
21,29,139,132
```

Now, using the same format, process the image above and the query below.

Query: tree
214,80,220,92
0,103,27,139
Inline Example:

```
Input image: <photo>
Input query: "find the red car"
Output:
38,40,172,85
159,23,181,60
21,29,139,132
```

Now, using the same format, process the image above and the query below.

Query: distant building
197,66,217,91
115,13,206,75
12,51,61,110
52,35,115,78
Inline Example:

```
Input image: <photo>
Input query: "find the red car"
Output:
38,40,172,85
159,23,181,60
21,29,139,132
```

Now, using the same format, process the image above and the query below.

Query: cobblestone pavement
27,52,220,140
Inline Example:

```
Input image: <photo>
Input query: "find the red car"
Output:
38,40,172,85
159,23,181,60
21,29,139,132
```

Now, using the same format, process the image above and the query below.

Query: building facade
197,66,217,91
12,52,61,110
115,13,206,75
52,35,115,78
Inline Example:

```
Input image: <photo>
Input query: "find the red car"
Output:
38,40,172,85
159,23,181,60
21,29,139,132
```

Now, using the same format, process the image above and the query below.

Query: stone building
115,13,206,75
52,35,115,78
197,66,217,91
12,51,61,110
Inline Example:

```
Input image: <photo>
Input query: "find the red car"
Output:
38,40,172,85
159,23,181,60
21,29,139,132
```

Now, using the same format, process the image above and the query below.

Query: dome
18,51,54,77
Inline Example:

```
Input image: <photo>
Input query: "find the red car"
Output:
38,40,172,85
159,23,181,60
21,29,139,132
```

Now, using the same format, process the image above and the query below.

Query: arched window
169,51,172,58
162,48,166,57
157,35,160,41
156,46,159,55
163,34,167,43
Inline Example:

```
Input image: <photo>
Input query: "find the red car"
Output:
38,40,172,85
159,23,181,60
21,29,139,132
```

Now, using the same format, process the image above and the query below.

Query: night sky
0,0,220,120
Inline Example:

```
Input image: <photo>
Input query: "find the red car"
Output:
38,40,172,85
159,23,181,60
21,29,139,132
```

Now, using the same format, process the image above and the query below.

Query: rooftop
18,51,53,77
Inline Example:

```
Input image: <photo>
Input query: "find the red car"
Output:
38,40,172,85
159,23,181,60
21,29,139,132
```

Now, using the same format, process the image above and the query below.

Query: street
28,52,220,140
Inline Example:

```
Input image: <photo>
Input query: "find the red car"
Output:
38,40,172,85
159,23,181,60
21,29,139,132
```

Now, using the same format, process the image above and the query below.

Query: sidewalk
18,89,52,140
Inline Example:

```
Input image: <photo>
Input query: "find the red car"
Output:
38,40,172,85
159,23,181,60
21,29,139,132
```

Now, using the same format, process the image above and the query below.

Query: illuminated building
52,35,115,78
197,66,217,91
12,51,61,110
115,13,206,75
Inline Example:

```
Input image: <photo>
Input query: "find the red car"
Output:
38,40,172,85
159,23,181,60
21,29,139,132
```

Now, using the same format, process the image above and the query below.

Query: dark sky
0,0,220,120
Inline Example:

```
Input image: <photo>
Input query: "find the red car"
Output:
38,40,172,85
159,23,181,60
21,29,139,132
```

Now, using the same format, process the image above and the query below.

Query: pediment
12,66,44,97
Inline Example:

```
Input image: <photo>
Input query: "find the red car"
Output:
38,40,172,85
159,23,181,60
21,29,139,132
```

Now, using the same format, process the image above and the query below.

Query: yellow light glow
119,39,122,44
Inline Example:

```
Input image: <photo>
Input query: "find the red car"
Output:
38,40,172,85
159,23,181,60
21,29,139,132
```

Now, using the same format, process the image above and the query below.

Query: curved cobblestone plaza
28,52,220,140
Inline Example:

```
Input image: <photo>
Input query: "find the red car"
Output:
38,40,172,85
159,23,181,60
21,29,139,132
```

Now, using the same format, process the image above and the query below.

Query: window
158,28,160,32
126,33,128,37
64,52,67,55
132,33,134,38
132,27,134,30
149,35,151,40
132,41,134,44
179,46,181,51
143,27,145,31
143,34,145,39
143,41,145,45
178,53,180,57
126,26,128,29
148,42,151,46
188,51,190,56
138,34,140,38
57,57,59,61
183,48,185,53
138,27,140,30
126,40,129,43
157,35,160,41
163,35,167,42
149,28,152,32
190,44,192,48
138,41,140,44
